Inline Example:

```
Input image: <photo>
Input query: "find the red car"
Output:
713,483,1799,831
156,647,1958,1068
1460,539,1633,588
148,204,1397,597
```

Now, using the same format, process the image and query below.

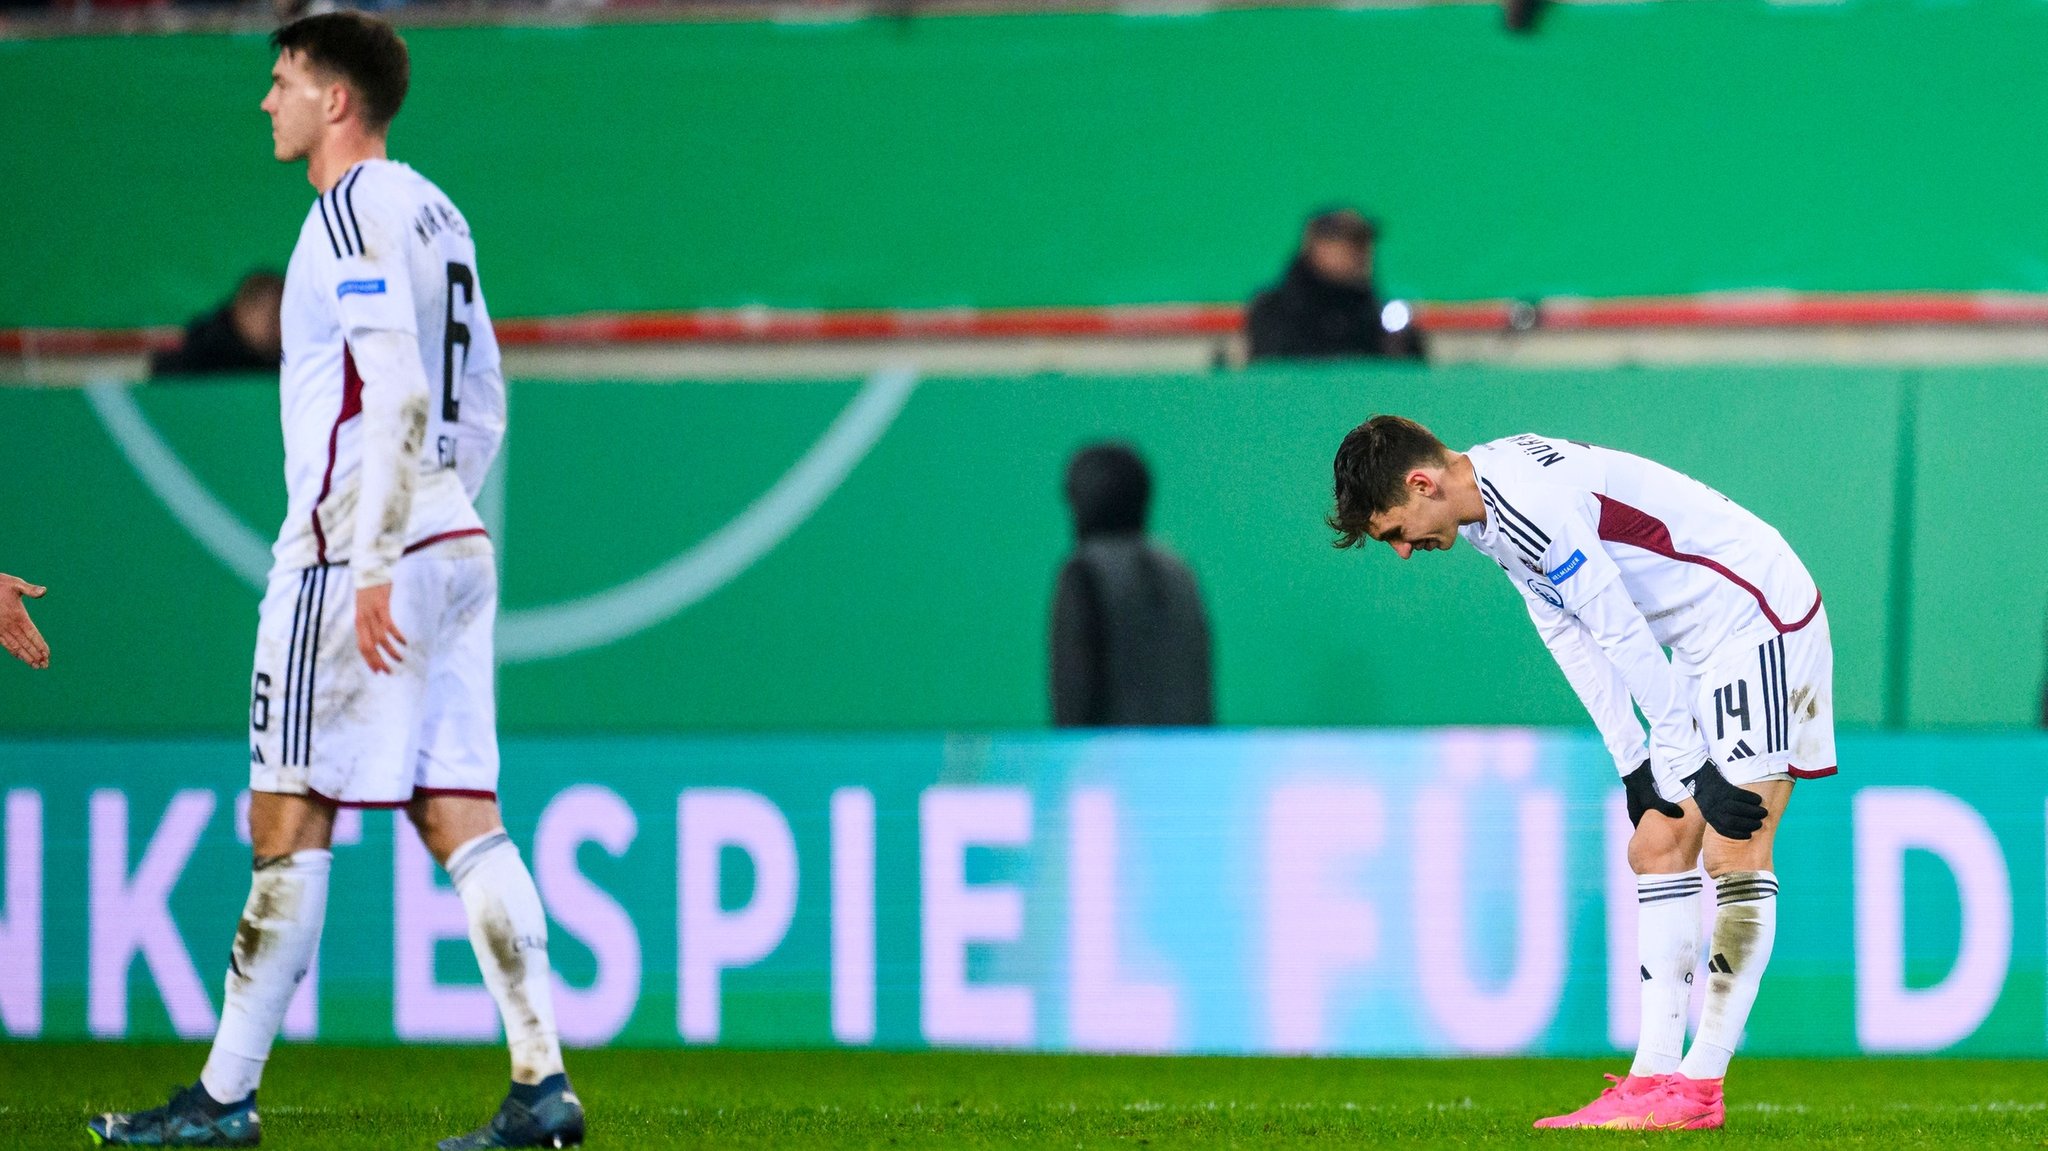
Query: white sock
200,849,332,1104
1678,870,1779,1081
448,830,566,1084
1630,871,1702,1077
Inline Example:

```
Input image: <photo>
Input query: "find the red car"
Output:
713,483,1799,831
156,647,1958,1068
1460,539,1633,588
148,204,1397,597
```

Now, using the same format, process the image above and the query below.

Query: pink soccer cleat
1622,1073,1726,1130
1532,1073,1669,1129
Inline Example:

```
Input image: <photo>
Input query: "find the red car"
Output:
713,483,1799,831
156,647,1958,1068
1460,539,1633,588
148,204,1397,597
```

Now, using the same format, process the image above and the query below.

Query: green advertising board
1,731,2043,1056
1,363,2043,735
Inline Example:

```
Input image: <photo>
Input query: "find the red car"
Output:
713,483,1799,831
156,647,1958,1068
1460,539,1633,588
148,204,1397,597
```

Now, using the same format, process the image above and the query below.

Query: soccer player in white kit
92,14,580,1149
1328,416,1836,1131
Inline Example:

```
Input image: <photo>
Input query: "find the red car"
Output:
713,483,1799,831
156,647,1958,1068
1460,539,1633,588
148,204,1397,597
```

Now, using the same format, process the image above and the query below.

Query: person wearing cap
1049,443,1215,728
1245,207,1425,362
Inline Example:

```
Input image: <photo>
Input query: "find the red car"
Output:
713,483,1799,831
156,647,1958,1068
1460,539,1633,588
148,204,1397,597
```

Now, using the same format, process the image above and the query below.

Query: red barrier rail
7,291,2048,358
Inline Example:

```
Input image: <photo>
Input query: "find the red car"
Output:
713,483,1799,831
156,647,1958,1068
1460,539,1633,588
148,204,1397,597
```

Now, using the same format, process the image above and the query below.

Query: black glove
1687,760,1767,840
1624,760,1684,827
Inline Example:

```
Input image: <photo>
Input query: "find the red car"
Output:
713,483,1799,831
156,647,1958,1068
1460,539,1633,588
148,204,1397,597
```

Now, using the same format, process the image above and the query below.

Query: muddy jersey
1458,433,1822,781
274,159,505,576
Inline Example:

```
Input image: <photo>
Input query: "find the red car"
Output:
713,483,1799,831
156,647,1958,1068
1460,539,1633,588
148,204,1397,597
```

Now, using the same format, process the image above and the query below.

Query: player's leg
1675,618,1830,1086
409,793,567,1094
1625,803,1707,1078
1631,623,1831,1129
214,564,420,1096
1534,801,1705,1129
1681,779,1792,1079
1610,780,1791,1131
89,802,333,1147
406,551,580,1150
93,567,359,1147
197,793,338,1109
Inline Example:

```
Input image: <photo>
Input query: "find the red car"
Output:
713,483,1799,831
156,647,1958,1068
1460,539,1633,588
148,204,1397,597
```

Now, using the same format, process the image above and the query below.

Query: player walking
1328,416,1834,1131
91,14,577,1149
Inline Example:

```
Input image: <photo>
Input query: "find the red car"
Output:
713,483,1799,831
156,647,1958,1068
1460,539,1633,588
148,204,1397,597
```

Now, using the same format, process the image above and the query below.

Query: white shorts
249,547,499,807
1685,605,1837,788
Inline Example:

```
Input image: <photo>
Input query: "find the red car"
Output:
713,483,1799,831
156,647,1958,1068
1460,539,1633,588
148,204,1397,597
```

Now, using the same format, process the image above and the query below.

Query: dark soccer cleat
437,1074,584,1150
87,1083,260,1147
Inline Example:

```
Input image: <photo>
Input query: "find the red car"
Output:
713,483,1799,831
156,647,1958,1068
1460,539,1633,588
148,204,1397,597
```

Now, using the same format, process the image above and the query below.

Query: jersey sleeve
1511,572,1650,776
1499,482,1709,796
327,170,429,587
325,169,418,337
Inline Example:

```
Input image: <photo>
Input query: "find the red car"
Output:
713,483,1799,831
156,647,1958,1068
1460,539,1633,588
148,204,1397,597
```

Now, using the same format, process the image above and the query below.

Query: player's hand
0,574,50,670
355,582,407,674
1623,760,1684,826
1687,760,1767,840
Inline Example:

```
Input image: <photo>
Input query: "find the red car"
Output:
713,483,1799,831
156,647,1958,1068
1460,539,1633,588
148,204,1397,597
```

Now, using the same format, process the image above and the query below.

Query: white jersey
275,159,506,577
1458,433,1822,785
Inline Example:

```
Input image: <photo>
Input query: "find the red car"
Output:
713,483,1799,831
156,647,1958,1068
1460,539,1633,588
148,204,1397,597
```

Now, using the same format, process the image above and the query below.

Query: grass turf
4,1043,2043,1149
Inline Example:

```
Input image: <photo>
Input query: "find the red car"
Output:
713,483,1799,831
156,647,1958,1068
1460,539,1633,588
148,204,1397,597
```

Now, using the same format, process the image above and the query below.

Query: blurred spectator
149,270,284,379
1245,207,1425,362
1050,443,1214,727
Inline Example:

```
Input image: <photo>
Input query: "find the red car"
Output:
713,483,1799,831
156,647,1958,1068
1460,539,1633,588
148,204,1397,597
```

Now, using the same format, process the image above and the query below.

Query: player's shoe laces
86,1083,260,1147
1620,1073,1725,1131
438,1074,584,1150
1532,1073,1668,1129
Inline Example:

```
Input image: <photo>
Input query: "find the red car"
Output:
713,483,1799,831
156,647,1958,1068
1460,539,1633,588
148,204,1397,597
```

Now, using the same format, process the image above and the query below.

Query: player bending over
1328,416,1835,1131
91,13,575,1149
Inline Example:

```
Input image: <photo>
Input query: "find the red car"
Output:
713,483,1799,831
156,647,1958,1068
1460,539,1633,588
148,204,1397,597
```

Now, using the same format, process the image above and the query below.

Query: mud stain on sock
1699,895,1765,1038
229,869,302,988
479,903,553,1083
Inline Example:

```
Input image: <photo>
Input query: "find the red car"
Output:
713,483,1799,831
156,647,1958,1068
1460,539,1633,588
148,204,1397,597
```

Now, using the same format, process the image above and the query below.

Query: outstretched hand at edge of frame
0,574,49,670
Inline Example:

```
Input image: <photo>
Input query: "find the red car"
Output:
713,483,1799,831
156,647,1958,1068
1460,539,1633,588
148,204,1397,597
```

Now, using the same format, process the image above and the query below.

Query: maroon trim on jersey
1787,764,1838,779
310,344,367,565
402,527,491,556
1593,494,1823,635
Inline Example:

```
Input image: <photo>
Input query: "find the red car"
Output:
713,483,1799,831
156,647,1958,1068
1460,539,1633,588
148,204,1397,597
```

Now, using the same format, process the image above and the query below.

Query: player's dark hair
271,12,410,132
1327,414,1450,549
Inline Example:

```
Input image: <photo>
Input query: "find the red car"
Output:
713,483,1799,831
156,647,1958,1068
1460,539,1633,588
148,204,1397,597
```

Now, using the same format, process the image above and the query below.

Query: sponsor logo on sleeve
1546,549,1587,585
337,278,387,298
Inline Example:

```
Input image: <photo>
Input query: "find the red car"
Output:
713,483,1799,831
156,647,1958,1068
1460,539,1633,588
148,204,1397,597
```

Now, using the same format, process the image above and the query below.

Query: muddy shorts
248,548,499,807
1685,604,1837,788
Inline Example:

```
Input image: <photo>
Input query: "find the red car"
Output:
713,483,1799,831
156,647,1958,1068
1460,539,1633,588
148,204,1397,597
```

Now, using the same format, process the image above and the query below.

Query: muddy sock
1631,871,1702,1077
1678,870,1778,1080
200,849,331,1104
448,830,565,1085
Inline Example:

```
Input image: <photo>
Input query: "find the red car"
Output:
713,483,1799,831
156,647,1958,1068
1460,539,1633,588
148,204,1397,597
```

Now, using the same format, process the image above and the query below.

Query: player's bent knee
1702,833,1774,878
1701,779,1790,876
1627,827,1697,875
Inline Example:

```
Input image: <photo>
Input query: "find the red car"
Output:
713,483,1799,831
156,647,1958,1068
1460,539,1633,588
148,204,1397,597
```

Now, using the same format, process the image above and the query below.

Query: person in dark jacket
1245,207,1424,362
1050,443,1214,727
149,270,285,378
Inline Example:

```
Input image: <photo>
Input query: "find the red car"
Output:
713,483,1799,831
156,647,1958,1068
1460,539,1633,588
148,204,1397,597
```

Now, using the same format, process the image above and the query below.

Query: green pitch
6,1043,2043,1149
